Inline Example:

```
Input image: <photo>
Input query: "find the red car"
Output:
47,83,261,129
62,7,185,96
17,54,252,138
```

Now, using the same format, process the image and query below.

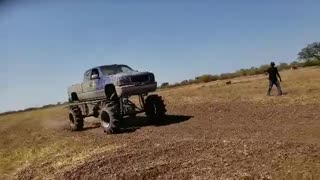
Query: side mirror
91,74,99,79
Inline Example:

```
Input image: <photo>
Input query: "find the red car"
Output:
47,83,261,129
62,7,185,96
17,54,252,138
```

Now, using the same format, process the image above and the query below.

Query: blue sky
1,0,319,112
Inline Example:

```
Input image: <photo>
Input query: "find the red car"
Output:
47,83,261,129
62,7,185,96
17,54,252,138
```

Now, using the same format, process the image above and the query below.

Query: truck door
89,68,100,89
81,70,92,95
87,68,103,99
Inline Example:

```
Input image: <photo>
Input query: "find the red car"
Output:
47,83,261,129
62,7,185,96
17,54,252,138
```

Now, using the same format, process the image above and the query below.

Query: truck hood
108,71,152,78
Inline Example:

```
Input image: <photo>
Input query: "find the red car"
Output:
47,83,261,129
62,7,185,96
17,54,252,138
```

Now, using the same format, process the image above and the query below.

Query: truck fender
71,92,79,101
104,84,118,101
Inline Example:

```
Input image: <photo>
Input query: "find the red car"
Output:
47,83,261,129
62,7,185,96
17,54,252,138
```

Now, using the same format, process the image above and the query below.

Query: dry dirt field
1,67,320,180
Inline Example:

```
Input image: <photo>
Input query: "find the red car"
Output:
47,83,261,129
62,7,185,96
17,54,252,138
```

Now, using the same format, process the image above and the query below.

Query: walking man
266,62,283,96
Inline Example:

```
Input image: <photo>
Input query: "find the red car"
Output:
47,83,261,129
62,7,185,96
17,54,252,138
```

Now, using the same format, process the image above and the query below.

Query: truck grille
130,75,149,83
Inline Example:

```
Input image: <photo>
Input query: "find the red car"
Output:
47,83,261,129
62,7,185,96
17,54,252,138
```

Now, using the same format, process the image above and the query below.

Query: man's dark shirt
267,67,280,82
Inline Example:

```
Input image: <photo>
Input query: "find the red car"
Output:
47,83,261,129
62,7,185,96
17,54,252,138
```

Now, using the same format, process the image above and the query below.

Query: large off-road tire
145,95,166,123
69,106,84,131
100,102,121,134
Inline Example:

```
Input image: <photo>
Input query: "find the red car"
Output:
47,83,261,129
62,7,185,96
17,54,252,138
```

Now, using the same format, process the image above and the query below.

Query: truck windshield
100,65,134,76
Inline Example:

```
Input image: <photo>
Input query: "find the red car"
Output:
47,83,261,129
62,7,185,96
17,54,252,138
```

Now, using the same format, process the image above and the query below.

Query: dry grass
0,67,319,179
160,67,320,105
0,107,120,179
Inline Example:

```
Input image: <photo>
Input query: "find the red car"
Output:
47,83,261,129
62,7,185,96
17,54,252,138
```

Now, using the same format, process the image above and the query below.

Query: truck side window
84,70,91,82
91,69,99,79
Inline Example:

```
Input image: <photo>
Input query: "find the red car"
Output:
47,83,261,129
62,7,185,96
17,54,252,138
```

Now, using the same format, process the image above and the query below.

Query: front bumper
116,82,157,97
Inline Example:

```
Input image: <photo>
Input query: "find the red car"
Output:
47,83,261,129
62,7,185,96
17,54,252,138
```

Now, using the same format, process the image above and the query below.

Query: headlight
118,76,131,86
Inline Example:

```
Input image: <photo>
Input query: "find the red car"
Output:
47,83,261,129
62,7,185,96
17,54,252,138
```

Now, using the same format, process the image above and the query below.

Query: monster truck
67,64,166,133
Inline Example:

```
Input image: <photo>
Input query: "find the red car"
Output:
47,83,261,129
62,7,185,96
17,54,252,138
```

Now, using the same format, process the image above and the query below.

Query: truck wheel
145,95,166,123
100,102,121,134
69,106,84,131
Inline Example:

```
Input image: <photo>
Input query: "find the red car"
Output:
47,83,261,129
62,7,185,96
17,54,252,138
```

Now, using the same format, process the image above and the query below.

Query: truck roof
88,64,127,71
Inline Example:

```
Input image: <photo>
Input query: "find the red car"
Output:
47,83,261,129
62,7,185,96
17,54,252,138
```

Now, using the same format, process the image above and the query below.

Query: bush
156,59,320,91
259,64,270,71
160,82,170,88
180,80,193,85
301,60,320,67
219,73,233,80
290,61,299,66
278,62,290,71
195,75,219,83
235,69,248,76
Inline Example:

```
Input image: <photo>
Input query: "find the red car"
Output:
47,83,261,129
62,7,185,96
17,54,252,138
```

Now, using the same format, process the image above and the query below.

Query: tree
298,42,320,61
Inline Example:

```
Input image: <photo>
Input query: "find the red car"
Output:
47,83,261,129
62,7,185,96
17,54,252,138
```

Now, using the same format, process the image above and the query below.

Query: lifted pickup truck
67,64,166,133
67,64,157,102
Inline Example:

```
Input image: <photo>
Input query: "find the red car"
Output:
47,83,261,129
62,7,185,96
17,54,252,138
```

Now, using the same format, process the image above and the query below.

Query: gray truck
67,64,157,102
67,64,166,133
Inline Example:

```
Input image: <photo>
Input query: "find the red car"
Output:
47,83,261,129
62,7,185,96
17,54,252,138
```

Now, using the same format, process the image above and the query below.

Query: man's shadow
83,114,193,133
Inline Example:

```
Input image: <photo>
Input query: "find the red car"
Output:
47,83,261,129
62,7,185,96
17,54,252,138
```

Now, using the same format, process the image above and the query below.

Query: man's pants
268,80,282,95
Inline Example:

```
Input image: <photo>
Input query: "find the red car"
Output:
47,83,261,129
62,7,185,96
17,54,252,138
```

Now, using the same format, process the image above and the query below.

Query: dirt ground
1,67,320,180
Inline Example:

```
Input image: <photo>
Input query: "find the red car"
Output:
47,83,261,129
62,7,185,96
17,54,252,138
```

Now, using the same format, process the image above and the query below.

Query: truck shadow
82,115,193,134
119,115,193,134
